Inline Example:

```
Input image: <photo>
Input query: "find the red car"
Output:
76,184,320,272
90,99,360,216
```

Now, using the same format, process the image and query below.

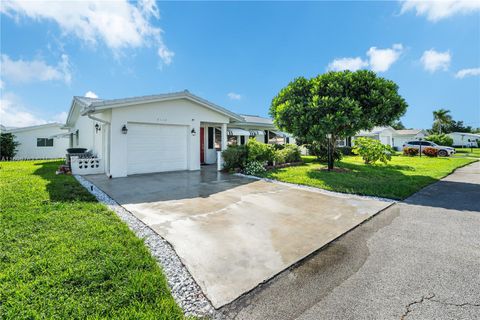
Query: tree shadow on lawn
299,161,438,200
33,161,96,203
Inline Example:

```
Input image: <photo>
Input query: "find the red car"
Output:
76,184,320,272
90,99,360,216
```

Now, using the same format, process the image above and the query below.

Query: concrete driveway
86,166,391,308
219,161,480,320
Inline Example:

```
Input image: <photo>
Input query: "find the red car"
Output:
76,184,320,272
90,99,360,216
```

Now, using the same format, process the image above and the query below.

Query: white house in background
351,126,427,149
353,126,397,147
392,129,427,149
448,132,480,147
5,123,70,160
65,90,293,178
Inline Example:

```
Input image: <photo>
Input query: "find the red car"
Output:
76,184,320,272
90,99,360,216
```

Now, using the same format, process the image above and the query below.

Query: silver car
403,141,455,156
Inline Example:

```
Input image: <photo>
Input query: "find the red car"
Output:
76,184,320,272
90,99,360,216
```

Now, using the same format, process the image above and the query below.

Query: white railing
70,156,104,175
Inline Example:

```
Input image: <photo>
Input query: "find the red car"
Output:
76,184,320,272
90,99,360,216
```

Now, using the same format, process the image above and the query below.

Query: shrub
0,133,20,161
403,147,419,156
422,147,438,157
338,146,353,155
425,134,453,147
246,138,274,163
244,161,266,176
282,144,302,163
353,137,394,164
222,145,247,171
274,149,287,164
306,141,343,163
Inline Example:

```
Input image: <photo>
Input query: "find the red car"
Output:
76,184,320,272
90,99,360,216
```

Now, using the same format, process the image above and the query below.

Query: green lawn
0,160,185,319
454,147,480,159
260,155,476,200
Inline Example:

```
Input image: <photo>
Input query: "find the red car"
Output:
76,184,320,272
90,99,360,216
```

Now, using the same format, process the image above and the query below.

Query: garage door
127,123,188,175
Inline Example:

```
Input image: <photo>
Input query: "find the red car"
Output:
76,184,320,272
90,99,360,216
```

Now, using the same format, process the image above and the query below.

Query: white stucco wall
107,98,230,177
449,133,480,147
10,125,69,160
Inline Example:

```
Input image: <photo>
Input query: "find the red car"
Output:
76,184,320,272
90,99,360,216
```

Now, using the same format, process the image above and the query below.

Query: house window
286,137,290,144
208,127,214,149
37,138,54,147
264,131,268,143
214,128,221,149
240,136,245,145
228,136,237,146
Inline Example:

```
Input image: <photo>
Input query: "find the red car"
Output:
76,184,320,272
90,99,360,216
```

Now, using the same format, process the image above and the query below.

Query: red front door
200,127,205,164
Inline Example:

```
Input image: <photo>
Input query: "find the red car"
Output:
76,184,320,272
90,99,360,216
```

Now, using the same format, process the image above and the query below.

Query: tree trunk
327,137,334,170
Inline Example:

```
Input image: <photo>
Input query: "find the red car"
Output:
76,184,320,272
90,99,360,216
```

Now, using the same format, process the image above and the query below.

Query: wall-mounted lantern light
121,125,128,134
191,128,196,136
95,123,101,133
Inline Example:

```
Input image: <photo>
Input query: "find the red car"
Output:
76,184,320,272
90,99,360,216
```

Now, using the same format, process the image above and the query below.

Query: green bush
283,144,302,163
426,134,453,147
403,147,419,156
244,161,266,176
422,147,438,157
274,149,287,164
222,145,247,171
0,133,20,161
306,141,343,163
246,138,274,163
353,137,394,164
338,146,353,155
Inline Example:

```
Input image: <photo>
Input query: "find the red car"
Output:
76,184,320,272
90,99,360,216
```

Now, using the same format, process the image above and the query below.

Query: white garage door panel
127,123,188,175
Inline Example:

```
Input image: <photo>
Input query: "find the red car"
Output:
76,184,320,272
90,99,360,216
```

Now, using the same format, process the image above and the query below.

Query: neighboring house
349,127,427,150
448,132,480,147
353,126,397,147
5,123,70,160
65,90,293,178
392,129,427,149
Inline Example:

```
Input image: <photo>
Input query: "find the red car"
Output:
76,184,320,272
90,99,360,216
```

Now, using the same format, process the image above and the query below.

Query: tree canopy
432,108,452,134
270,70,408,168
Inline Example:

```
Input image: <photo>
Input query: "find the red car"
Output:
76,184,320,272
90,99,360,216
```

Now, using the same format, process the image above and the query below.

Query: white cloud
227,92,242,100
327,57,368,71
455,67,480,79
1,0,174,66
84,91,99,98
400,0,480,22
421,49,451,72
1,54,72,84
0,92,68,127
51,111,68,123
327,44,403,72
366,44,404,72
0,93,47,127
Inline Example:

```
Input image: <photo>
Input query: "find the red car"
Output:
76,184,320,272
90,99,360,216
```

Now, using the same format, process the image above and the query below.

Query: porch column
221,123,228,150
218,123,228,171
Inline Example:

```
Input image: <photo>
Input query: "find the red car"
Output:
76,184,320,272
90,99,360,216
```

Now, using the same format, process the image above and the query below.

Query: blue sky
1,0,479,129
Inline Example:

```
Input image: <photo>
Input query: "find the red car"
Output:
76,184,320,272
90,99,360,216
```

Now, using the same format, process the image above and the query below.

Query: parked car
402,141,455,156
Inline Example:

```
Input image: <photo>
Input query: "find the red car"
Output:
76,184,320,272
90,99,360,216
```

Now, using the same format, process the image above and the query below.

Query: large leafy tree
270,70,408,169
0,133,20,160
432,108,452,134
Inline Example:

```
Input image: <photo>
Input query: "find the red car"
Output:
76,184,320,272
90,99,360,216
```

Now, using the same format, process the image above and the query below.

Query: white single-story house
353,126,397,147
351,126,427,149
65,90,293,178
448,132,480,147
392,129,427,149
5,123,70,160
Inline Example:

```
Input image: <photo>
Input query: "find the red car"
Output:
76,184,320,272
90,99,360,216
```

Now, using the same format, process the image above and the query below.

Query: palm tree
432,108,452,134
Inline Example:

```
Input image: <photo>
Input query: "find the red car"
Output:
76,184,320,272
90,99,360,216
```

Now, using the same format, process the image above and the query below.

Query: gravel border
74,175,216,318
235,173,397,203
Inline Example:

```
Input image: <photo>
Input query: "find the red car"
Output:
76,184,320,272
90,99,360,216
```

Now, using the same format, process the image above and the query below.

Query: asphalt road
218,161,480,320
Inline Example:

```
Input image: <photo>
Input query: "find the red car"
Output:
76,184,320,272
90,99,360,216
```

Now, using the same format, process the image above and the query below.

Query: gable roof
356,126,395,136
449,132,480,137
5,123,64,133
76,90,244,122
394,129,426,136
